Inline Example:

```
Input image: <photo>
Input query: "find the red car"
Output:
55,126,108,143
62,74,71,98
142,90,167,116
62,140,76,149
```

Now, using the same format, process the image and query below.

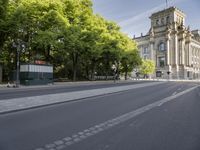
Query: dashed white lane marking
172,91,177,96
34,86,198,150
178,87,182,91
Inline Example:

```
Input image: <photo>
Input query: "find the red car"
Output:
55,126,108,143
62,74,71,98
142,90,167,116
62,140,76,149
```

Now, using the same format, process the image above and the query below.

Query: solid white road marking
34,85,198,150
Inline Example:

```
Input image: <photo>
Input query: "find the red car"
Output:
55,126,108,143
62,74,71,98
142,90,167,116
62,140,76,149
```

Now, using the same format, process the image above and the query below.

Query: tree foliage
120,49,141,80
0,0,9,48
139,59,155,77
0,0,142,82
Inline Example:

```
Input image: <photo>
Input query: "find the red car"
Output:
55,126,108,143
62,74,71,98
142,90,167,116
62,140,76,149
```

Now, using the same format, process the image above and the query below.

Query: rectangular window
143,47,148,54
158,57,165,67
159,43,165,51
166,16,170,24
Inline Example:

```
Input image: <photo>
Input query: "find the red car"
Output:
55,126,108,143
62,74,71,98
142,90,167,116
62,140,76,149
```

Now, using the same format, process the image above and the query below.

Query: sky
92,0,200,37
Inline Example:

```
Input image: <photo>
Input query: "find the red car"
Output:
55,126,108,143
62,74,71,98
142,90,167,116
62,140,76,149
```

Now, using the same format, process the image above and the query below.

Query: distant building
134,7,200,79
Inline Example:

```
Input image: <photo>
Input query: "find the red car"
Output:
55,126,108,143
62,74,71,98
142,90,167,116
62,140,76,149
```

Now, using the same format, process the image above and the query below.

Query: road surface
0,81,200,150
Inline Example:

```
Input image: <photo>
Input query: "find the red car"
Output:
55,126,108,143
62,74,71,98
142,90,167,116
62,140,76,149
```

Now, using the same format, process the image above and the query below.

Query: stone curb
0,80,144,90
0,82,164,114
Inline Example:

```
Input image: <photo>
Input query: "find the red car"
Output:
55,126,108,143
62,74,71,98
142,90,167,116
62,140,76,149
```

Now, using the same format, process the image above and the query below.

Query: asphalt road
0,82,200,150
0,81,150,100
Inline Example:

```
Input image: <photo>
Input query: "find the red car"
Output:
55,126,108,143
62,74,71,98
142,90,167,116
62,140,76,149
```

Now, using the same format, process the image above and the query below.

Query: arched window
159,42,165,51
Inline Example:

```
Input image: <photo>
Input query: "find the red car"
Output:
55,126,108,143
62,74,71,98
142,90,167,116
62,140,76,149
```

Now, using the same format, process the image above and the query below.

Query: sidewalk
1,78,199,90
0,81,163,114
0,80,141,89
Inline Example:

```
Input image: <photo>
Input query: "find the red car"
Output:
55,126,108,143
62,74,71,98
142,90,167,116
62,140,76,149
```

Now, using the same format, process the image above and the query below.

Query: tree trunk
85,66,89,80
73,67,76,81
125,71,128,80
72,52,78,82
91,60,96,81
91,68,94,81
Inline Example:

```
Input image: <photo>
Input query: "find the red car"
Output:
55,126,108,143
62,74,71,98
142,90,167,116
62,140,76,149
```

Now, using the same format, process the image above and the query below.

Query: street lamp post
16,46,20,87
112,64,116,83
13,39,25,88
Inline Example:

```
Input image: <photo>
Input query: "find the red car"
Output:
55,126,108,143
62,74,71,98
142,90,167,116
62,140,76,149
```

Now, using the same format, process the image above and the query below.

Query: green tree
59,0,93,81
99,21,122,79
139,59,155,78
0,0,9,47
79,16,103,80
8,0,67,61
115,33,141,80
121,50,141,80
0,0,69,80
0,0,142,82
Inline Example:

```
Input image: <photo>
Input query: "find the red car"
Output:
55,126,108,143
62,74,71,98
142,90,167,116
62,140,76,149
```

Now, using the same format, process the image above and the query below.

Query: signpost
167,71,171,80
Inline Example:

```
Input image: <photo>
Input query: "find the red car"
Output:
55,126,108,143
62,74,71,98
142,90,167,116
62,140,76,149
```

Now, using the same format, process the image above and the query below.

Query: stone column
188,44,191,66
185,42,189,66
174,33,178,65
198,49,200,69
166,37,170,65
179,38,186,79
179,40,182,65
186,32,192,66
199,49,200,79
166,35,172,79
183,38,187,79
182,39,185,65
174,32,179,79
150,42,154,61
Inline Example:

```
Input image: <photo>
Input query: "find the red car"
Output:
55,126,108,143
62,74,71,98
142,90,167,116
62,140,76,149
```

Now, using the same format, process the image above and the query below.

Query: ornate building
134,7,200,79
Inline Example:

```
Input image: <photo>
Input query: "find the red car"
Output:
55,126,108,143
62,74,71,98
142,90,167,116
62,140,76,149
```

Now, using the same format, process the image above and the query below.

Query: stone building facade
134,7,200,79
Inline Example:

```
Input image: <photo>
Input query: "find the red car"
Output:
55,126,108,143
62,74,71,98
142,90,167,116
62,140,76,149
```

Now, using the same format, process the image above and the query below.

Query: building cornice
134,35,150,40
150,7,186,19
